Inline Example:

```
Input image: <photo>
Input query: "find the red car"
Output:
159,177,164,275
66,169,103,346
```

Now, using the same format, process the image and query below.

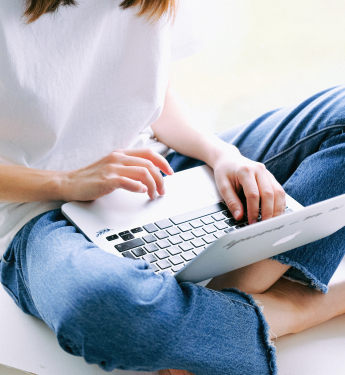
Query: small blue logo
96,228,113,237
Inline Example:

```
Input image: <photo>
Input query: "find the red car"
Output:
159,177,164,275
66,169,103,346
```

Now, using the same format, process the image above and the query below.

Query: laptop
62,165,345,283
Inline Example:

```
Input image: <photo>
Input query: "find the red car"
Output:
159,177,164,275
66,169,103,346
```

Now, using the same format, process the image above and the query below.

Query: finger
114,176,148,194
268,172,286,217
122,148,174,176
217,177,244,220
238,171,260,225
255,168,274,221
114,165,157,199
120,155,166,195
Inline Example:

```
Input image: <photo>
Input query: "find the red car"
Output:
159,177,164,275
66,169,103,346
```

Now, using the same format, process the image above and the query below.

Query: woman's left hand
212,148,286,225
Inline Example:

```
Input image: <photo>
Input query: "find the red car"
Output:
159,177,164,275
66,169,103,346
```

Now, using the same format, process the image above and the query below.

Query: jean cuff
271,254,328,293
222,288,278,375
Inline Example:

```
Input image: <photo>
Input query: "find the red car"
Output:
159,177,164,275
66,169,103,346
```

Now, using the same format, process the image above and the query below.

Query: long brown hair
24,0,175,23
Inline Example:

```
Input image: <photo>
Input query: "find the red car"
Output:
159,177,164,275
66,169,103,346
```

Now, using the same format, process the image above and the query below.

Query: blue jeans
1,86,345,375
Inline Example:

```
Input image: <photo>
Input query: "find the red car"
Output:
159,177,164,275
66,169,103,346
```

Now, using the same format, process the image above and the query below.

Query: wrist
54,171,71,201
200,134,240,169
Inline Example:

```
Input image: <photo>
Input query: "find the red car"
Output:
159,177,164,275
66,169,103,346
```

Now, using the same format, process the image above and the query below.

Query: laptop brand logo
96,228,113,237
273,230,302,247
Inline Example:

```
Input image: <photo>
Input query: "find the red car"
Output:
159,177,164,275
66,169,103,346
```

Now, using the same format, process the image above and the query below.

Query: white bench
1,259,345,375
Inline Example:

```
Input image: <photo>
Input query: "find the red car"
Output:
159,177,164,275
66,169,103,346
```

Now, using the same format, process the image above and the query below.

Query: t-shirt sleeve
170,0,206,61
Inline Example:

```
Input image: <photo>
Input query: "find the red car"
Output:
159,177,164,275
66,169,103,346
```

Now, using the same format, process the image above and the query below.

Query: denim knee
53,259,179,370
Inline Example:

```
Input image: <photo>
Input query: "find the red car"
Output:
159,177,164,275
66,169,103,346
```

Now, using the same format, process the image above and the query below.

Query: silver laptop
62,165,345,283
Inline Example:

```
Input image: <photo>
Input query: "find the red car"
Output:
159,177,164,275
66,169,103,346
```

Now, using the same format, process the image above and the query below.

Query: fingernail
169,167,174,174
234,210,240,220
161,187,166,195
153,191,158,199
142,186,148,193
251,219,257,225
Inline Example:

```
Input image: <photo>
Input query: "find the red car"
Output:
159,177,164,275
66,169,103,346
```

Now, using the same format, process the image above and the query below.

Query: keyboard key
178,223,192,232
172,264,185,273
190,219,203,228
168,235,183,245
115,238,145,252
169,255,184,266
143,234,157,243
179,242,194,252
143,223,158,233
203,224,217,234
180,231,194,241
155,249,170,260
181,251,196,262
157,259,172,270
201,216,214,225
143,243,159,253
150,263,159,272
155,230,169,240
156,239,170,249
191,238,205,248
212,212,225,221
203,234,217,244
193,247,205,256
118,231,135,241
106,234,119,241
155,219,173,230
214,231,226,239
214,221,228,230
132,247,146,257
192,228,206,237
225,218,237,227
237,217,248,224
224,227,236,234
131,227,143,234
168,246,182,255
122,251,136,259
236,223,246,228
170,202,227,225
167,227,181,236
143,253,157,263
222,210,232,218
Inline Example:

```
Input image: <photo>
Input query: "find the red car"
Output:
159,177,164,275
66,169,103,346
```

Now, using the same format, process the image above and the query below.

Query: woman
0,1,345,374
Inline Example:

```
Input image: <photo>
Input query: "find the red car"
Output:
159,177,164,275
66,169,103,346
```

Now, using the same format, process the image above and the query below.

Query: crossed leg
160,261,345,375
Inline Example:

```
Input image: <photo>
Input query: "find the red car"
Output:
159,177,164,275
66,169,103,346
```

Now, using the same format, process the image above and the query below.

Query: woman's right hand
61,148,174,202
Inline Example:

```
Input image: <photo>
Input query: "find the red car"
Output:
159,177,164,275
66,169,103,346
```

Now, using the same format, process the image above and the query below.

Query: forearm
0,165,65,203
151,84,240,169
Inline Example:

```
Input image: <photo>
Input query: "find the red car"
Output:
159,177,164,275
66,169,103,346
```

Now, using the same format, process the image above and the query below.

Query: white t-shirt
0,0,202,255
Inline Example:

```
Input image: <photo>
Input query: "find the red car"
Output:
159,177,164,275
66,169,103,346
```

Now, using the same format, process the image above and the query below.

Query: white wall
172,0,345,132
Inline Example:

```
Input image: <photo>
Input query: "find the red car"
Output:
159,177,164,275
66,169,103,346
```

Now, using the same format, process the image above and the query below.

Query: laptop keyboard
106,202,293,275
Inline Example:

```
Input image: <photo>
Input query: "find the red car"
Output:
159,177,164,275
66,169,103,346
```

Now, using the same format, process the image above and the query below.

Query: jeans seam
13,259,44,319
207,287,257,310
264,123,345,166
